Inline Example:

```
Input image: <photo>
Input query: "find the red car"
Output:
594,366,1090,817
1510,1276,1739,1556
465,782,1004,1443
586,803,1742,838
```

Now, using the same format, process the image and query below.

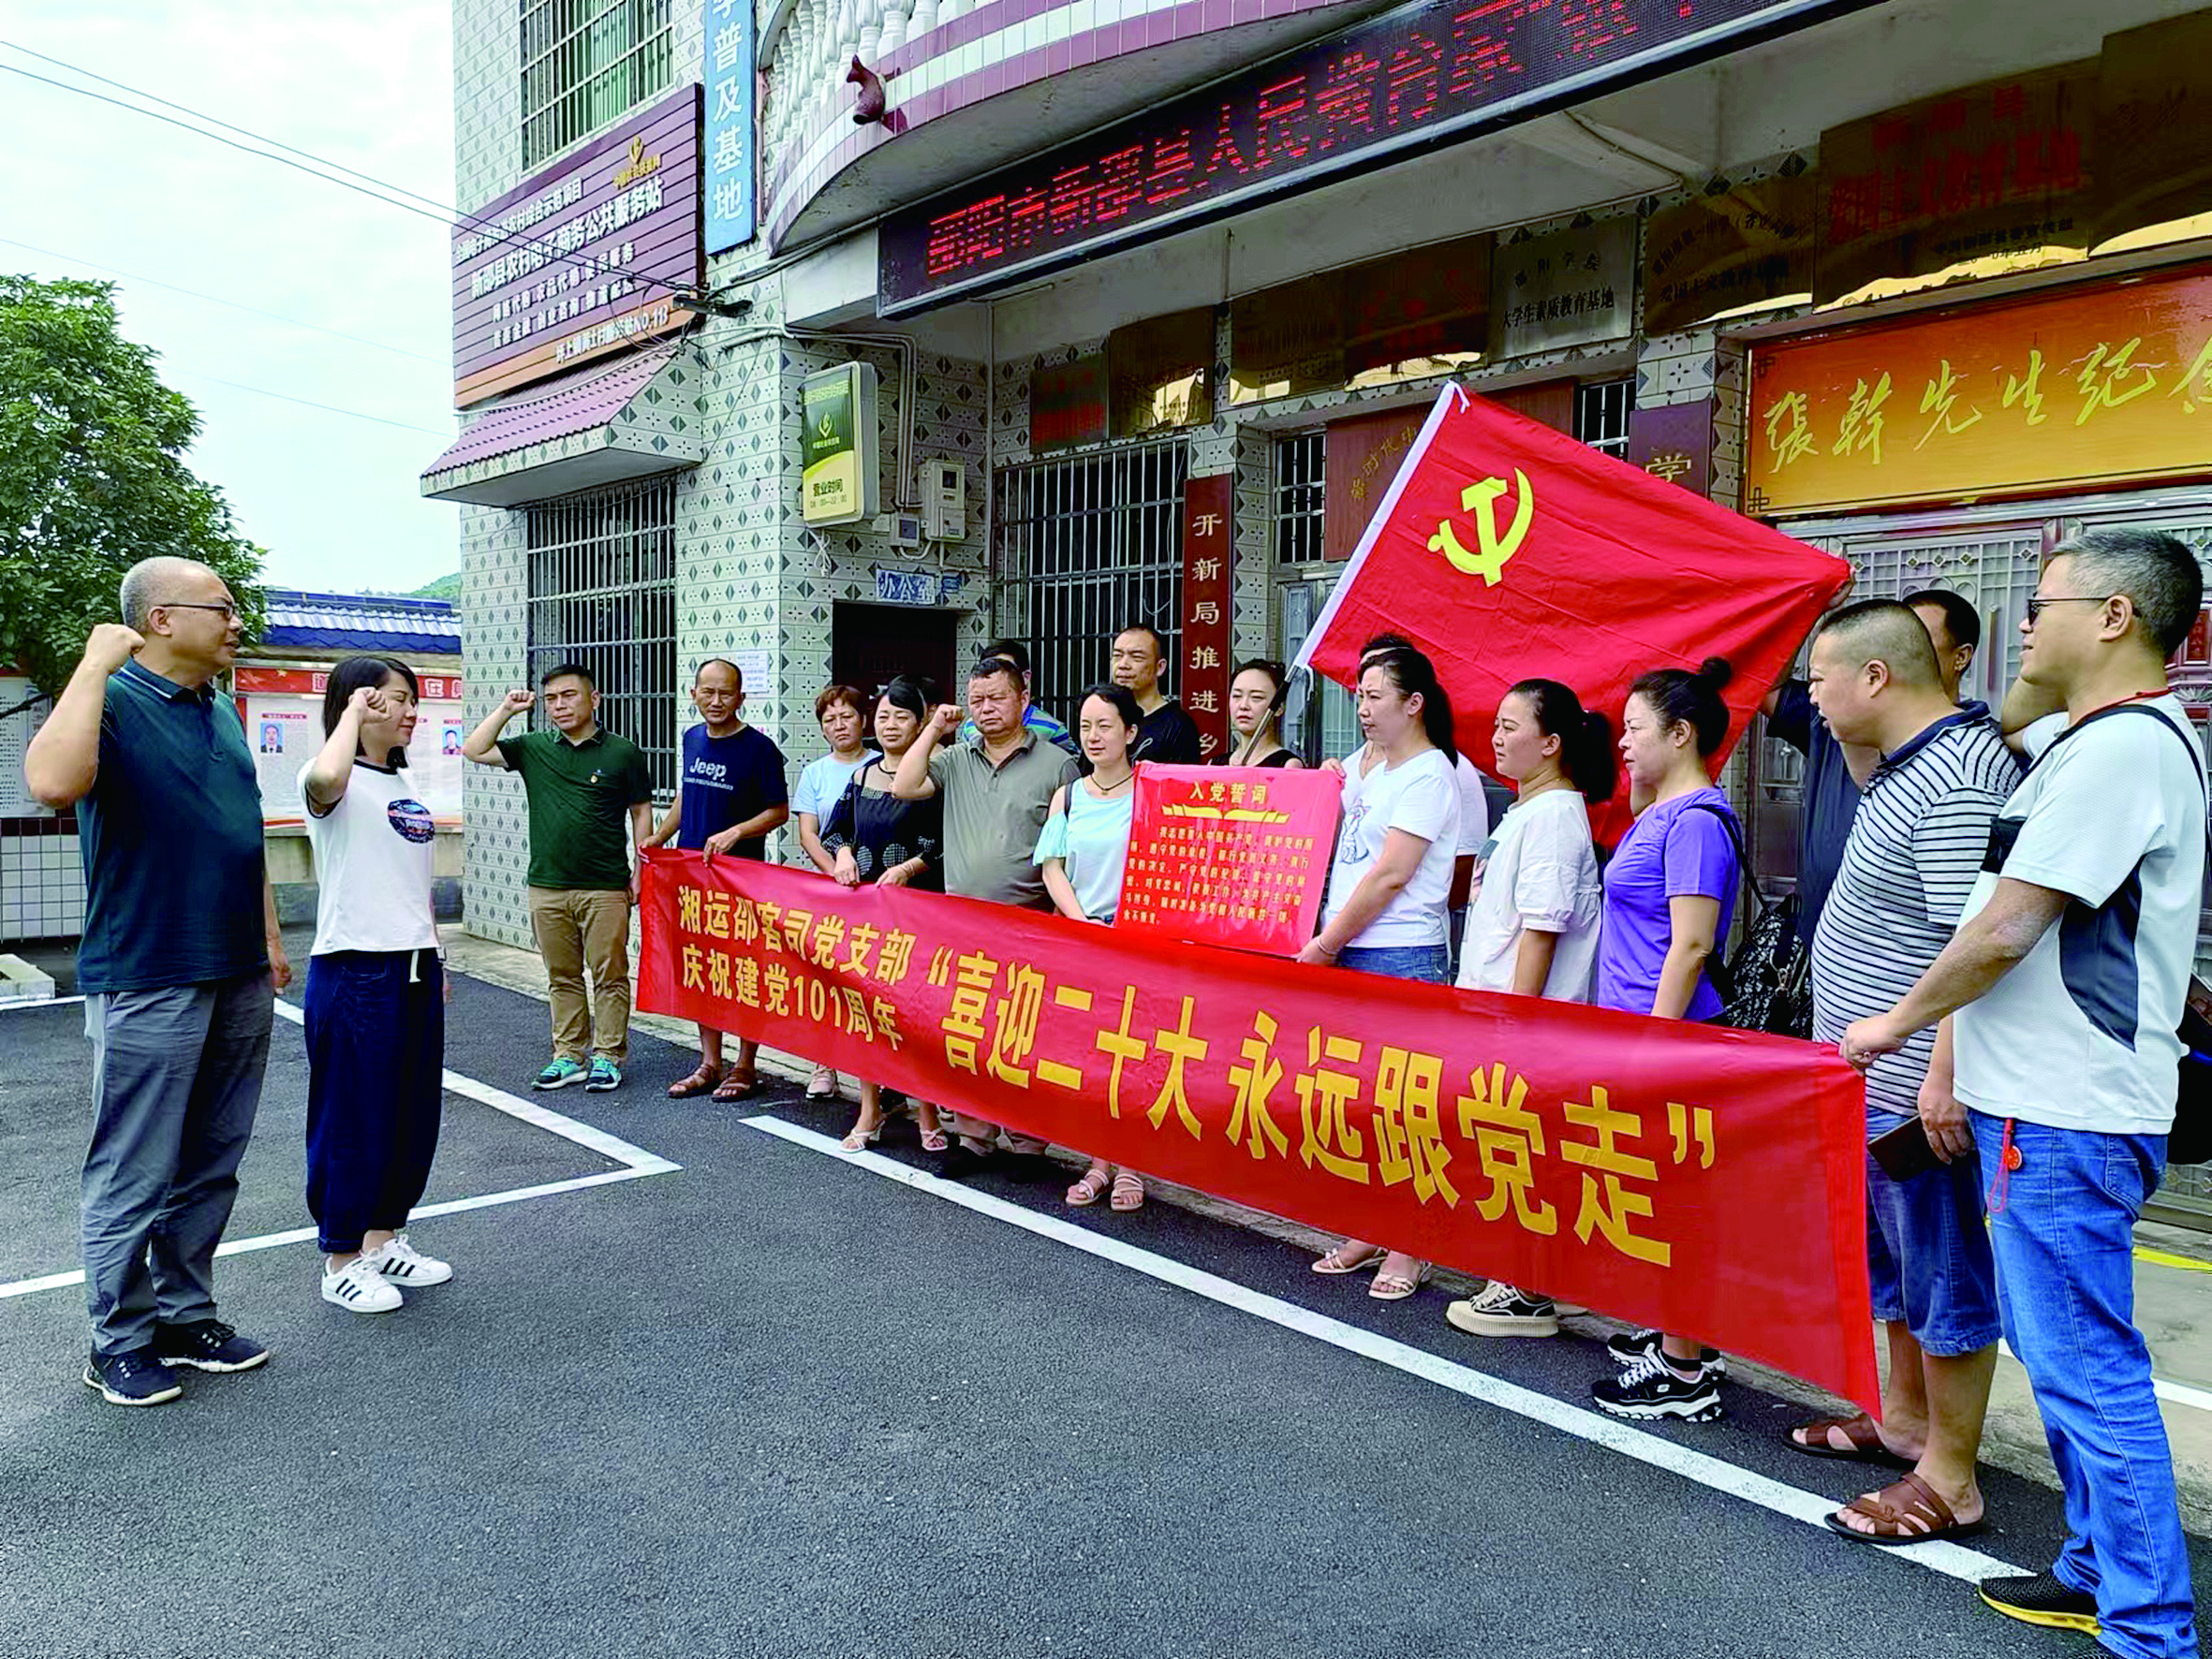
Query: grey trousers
81,970,273,1357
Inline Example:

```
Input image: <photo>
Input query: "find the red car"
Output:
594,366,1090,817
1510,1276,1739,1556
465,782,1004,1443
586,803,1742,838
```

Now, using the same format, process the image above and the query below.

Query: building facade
434,0,2212,959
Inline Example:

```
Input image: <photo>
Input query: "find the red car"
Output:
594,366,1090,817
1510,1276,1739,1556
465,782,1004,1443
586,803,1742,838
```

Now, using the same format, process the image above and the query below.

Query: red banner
1117,763,1342,957
1296,385,1850,843
640,851,1877,1411
1181,476,1233,760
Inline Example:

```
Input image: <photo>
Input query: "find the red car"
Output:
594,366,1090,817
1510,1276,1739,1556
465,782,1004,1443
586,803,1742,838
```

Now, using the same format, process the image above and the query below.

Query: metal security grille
996,443,1188,722
521,0,676,169
1274,431,1326,565
524,476,678,793
1574,377,1635,457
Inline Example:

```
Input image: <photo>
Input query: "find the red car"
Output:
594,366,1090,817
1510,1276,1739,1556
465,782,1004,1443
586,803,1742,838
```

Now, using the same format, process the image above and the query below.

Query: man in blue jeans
23,557,291,1407
1846,528,2205,1659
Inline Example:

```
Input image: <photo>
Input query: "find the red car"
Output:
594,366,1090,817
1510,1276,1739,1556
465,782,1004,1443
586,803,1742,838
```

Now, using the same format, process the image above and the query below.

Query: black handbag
1682,801,1813,1038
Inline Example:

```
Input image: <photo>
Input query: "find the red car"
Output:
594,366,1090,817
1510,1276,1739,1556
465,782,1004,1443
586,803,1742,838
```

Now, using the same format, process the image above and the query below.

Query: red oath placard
1116,763,1342,957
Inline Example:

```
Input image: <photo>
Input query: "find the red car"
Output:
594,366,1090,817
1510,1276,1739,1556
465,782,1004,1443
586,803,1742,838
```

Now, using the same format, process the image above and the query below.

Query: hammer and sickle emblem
1427,470,1535,586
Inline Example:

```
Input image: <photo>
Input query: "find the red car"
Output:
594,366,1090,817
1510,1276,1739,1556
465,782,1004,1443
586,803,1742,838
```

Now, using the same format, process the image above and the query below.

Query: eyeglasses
2024,595,2111,627
161,601,240,621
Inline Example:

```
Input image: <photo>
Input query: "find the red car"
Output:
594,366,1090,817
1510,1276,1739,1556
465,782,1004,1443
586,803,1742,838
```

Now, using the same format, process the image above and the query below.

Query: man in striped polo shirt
1797,599,2021,1545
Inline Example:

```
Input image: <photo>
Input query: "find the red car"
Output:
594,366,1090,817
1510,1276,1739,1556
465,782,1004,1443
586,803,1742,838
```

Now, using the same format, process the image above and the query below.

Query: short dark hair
814,683,867,720
1815,599,1943,690
320,654,420,765
1113,624,1167,659
541,661,594,691
980,639,1032,678
2052,528,2205,658
1901,588,1982,654
694,657,743,690
968,655,1025,693
878,675,937,723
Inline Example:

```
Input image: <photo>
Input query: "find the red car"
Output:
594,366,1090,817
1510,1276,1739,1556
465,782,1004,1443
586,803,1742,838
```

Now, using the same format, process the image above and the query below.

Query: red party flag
1295,385,1851,841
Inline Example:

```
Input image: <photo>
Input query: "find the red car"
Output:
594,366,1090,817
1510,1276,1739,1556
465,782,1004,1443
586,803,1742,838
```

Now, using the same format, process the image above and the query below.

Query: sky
3,3,463,595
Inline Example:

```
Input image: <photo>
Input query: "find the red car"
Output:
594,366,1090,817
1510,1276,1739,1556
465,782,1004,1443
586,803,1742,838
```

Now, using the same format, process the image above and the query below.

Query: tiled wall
0,819,83,945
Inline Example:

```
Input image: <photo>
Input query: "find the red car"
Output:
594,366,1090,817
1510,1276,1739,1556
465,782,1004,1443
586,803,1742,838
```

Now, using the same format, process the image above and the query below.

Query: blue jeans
1338,943,1452,985
1970,1110,2197,1659
1865,1108,2000,1357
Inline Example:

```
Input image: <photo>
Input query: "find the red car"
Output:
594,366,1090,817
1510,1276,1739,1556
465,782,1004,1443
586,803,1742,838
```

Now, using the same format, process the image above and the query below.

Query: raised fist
84,624,144,676
501,688,537,715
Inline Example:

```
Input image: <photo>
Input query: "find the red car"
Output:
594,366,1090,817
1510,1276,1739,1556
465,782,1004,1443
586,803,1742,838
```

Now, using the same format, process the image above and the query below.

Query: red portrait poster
1116,762,1343,957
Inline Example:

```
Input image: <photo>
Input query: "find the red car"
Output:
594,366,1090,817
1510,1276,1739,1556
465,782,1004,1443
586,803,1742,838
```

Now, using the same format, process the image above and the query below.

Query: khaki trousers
527,887,632,1063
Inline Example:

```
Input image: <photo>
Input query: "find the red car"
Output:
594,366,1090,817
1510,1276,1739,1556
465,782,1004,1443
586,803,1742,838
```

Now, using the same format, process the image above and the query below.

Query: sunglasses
2024,595,2112,627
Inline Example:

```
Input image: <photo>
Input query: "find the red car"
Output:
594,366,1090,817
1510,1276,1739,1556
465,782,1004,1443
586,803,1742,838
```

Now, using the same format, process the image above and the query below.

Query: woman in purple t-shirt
1587,656,1742,1426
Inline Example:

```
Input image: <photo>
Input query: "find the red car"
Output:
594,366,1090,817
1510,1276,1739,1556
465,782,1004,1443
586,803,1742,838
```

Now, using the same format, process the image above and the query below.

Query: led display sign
879,0,1880,315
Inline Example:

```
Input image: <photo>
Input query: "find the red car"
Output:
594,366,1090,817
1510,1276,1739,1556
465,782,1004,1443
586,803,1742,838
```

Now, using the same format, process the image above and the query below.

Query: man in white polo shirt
1844,528,2205,1659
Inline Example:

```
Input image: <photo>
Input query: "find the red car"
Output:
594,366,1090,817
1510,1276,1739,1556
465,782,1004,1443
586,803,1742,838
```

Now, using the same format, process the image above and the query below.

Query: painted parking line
0,1004,678,1301
742,1114,2025,1586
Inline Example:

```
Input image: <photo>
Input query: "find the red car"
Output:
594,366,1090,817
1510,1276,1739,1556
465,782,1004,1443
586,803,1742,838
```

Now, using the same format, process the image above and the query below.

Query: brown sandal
712,1064,758,1101
668,1063,723,1098
1823,1472,1986,1546
1788,1414,1910,1469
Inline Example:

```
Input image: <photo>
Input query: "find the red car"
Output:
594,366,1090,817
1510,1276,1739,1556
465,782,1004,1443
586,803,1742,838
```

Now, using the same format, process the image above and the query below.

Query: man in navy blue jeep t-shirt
643,658,789,1099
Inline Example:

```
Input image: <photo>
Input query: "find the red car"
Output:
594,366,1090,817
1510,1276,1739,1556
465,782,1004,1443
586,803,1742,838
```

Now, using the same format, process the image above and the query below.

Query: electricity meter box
920,458,965,540
799,363,880,526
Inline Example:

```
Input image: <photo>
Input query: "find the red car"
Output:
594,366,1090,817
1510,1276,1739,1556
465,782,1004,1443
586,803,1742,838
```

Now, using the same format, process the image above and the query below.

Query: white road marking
0,994,85,1010
0,1005,678,1301
744,1114,2025,1585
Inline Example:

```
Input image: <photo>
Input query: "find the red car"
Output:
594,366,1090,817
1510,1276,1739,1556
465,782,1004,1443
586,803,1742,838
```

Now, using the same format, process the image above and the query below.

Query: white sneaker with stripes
372,1234,452,1287
322,1255,403,1314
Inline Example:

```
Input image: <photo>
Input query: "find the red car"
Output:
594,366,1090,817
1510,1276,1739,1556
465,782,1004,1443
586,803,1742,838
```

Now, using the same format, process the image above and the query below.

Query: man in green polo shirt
892,653,1080,1174
463,662,654,1093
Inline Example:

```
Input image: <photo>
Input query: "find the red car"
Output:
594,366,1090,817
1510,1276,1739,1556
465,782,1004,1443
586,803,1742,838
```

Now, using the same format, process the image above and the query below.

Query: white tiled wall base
0,831,86,943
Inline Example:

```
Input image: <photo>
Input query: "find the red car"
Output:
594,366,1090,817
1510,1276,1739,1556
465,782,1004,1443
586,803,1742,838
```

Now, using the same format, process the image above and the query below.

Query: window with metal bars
1274,431,1326,565
520,0,676,170
1574,377,1635,457
524,476,678,793
995,443,1189,725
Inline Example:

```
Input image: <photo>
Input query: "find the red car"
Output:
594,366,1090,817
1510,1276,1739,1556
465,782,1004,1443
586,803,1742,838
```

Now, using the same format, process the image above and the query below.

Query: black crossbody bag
1675,800,1813,1038
2017,703,2212,1164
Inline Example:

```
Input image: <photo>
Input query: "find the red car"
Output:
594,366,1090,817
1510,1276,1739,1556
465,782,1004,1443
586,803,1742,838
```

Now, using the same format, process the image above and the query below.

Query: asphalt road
1,967,2204,1659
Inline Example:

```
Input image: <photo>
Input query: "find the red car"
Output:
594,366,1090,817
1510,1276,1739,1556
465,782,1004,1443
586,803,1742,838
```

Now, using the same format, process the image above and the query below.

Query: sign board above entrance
877,0,1881,315
450,86,702,407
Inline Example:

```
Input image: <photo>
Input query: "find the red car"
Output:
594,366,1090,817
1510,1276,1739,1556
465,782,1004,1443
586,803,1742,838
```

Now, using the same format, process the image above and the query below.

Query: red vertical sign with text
1181,475,1233,761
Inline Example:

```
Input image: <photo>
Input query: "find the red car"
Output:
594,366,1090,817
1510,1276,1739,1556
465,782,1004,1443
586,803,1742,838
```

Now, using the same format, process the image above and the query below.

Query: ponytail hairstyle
1361,645,1457,763
1628,655,1735,756
1506,678,1616,802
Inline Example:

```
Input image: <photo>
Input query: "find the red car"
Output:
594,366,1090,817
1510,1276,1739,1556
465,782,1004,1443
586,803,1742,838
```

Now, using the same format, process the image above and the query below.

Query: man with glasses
1846,529,2206,1657
24,557,290,1407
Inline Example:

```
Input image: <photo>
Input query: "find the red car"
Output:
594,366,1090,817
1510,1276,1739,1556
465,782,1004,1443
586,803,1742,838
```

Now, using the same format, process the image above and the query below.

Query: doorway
831,602,962,707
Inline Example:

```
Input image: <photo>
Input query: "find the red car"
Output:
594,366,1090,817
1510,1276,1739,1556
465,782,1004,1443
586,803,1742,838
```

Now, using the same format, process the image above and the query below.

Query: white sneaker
322,1255,403,1314
372,1234,452,1287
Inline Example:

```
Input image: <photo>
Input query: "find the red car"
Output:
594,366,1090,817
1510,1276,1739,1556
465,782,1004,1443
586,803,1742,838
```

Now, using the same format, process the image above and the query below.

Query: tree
0,275,264,698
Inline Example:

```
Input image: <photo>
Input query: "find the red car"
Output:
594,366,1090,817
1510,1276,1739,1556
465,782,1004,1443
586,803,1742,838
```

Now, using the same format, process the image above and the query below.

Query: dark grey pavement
1,965,2203,1659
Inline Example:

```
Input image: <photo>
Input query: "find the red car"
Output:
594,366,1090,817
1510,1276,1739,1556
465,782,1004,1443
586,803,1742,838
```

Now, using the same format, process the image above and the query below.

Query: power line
0,51,688,301
0,235,445,364
166,368,452,436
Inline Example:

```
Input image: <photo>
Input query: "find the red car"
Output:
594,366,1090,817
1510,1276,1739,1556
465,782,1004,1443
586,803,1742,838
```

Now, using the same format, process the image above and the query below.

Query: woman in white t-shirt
1299,644,1462,1301
1445,677,1614,1342
791,683,875,1099
298,656,452,1316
